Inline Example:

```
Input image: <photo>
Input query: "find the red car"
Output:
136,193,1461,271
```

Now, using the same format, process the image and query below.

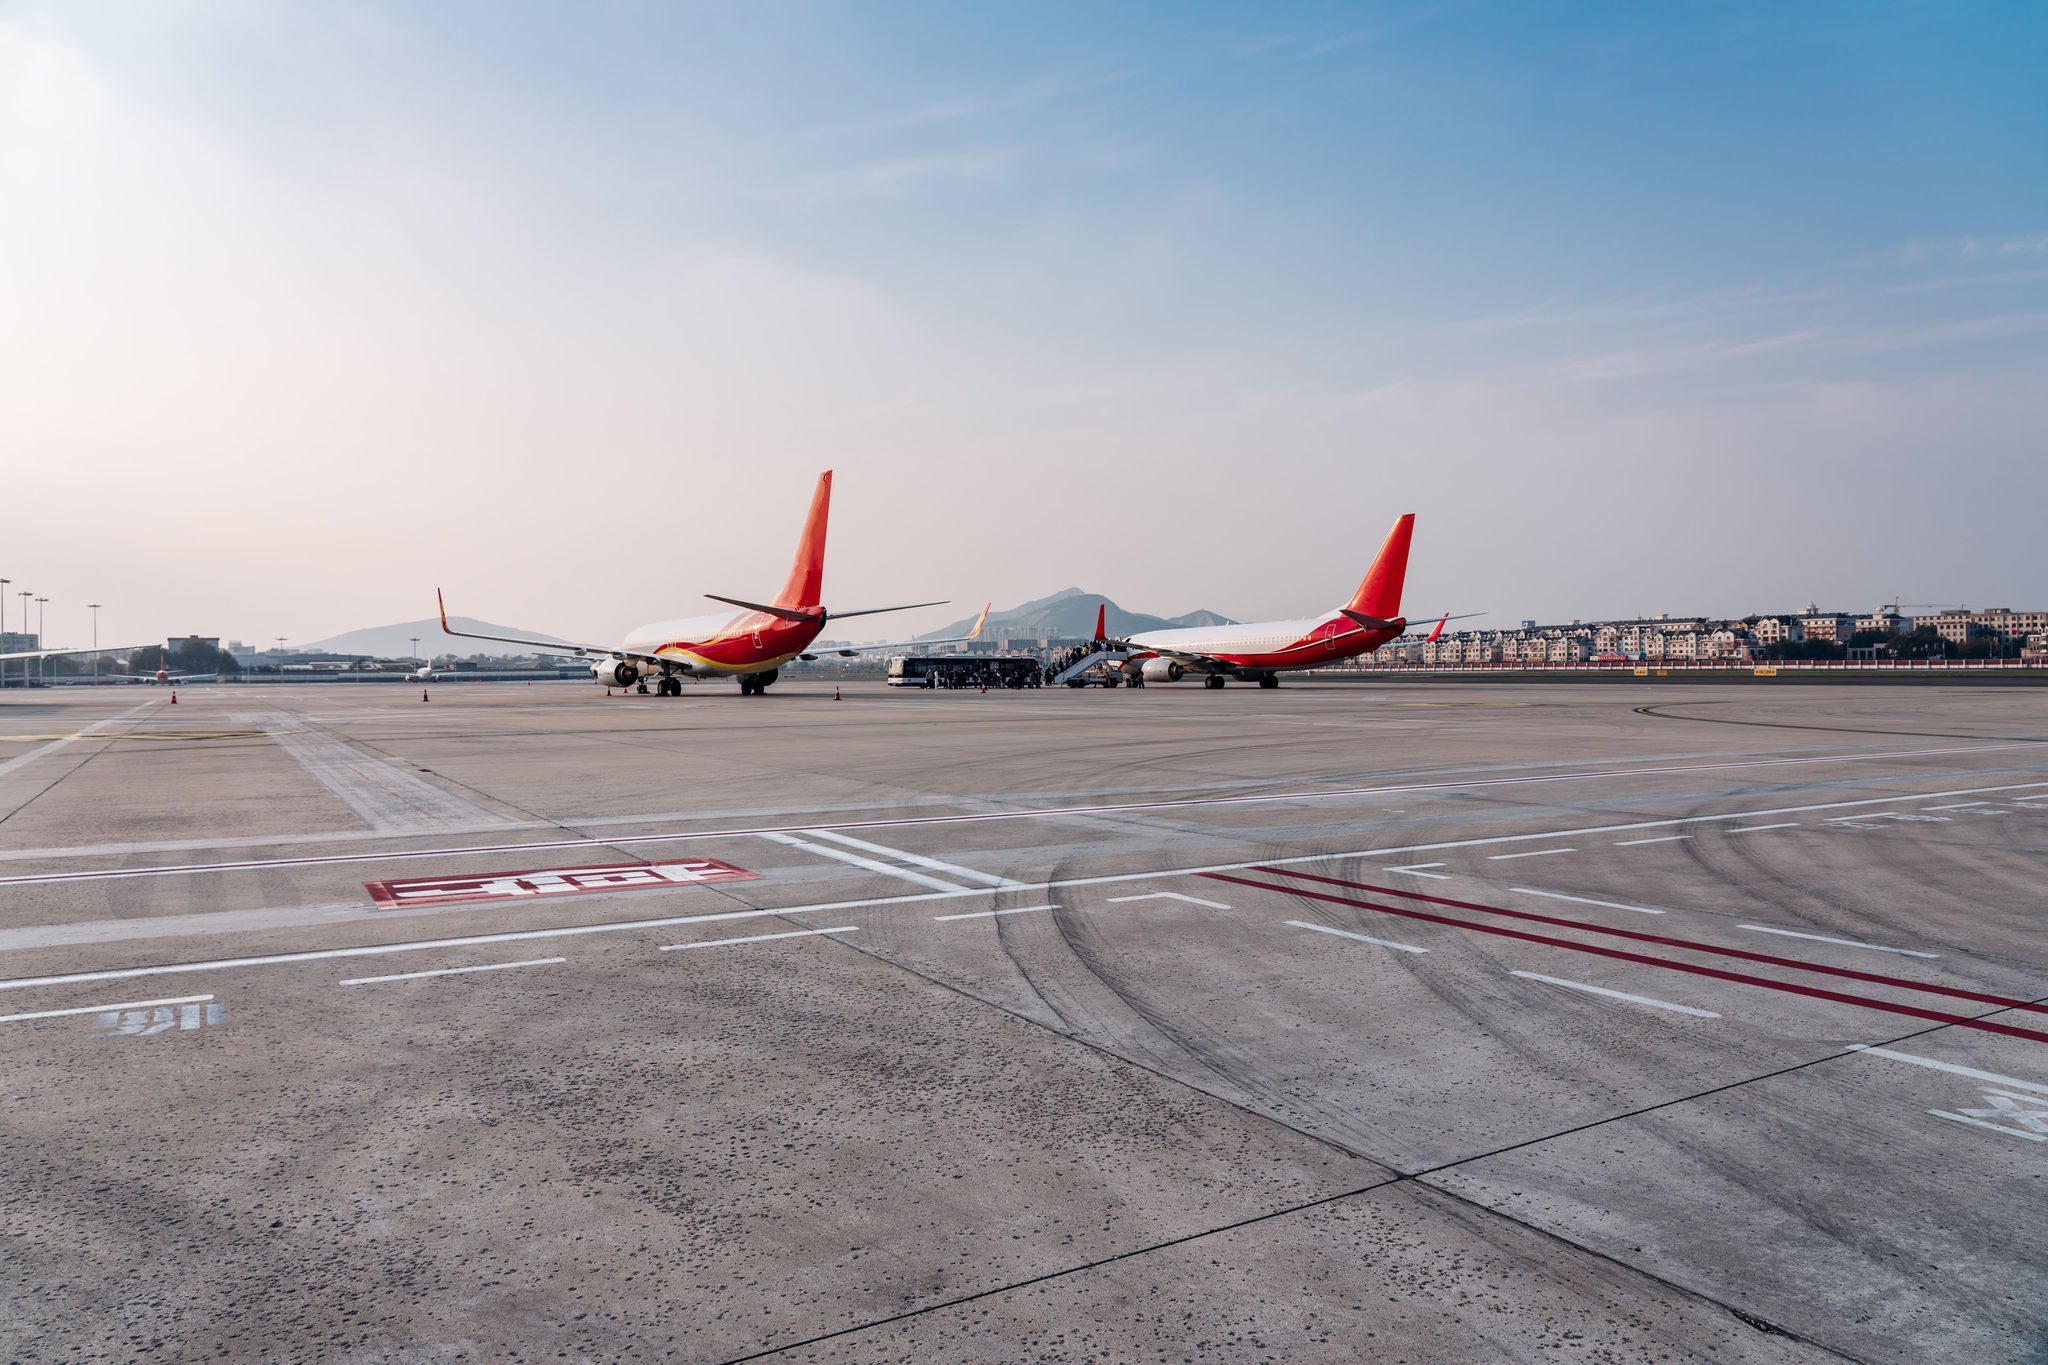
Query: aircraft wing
799,603,991,660
435,590,671,667
1108,638,1232,671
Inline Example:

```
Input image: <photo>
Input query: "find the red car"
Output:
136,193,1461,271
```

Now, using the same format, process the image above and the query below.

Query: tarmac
2,677,2044,1363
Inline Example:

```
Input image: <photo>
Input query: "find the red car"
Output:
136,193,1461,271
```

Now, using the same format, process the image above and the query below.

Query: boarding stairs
1051,649,1131,686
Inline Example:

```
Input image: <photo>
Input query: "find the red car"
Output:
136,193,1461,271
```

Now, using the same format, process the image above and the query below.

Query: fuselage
1127,611,1401,673
621,610,825,677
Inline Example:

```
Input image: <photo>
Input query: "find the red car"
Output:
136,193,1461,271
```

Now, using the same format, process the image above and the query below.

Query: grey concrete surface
1,679,2043,1362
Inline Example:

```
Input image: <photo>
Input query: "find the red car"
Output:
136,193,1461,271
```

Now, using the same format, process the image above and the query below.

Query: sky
2,1,2043,650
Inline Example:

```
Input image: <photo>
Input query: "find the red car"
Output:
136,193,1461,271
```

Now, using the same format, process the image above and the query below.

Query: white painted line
1844,1045,2048,1095
659,927,856,951
1728,823,1800,834
0,702,156,781
1509,888,1667,916
1106,893,1233,909
1924,803,1989,811
1488,848,1575,861
1387,863,1451,879
933,905,1059,922
339,957,565,985
1928,1110,2047,1142
1288,920,1428,954
0,993,213,1024
1737,925,1937,958
6,755,2043,888
806,829,1027,889
758,831,969,893
1510,972,1720,1018
1614,835,1691,846
1826,812,1902,822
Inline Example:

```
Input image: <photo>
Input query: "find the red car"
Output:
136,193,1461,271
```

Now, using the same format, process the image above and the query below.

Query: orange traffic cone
422,689,430,702
169,691,177,704
834,686,841,701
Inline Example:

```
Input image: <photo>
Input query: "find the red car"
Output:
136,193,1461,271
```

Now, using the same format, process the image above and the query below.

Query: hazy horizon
3,2,2042,652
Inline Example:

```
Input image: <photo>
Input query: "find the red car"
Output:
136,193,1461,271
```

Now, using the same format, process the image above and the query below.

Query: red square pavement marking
365,857,760,910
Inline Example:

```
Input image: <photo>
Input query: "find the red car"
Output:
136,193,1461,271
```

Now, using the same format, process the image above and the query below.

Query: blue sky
1,2,2042,645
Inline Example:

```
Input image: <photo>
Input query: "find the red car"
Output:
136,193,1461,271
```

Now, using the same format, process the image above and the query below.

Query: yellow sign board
1633,667,1649,676
1753,667,1778,677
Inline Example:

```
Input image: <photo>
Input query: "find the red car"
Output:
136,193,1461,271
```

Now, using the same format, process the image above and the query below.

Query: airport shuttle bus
888,655,1042,688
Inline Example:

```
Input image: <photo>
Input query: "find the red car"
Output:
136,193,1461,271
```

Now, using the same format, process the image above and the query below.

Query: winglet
1347,513,1415,621
1092,603,1107,643
1427,612,1449,644
967,602,992,640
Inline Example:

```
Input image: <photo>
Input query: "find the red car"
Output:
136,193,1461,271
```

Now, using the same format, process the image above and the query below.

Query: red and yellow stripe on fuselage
1126,613,1400,673
622,610,824,677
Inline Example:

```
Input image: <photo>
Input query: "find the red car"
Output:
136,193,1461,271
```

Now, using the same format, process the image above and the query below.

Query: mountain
302,617,570,658
917,589,1236,642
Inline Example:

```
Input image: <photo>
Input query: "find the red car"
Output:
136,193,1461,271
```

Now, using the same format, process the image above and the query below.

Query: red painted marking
1202,871,2048,1045
1247,866,2048,1017
366,858,759,910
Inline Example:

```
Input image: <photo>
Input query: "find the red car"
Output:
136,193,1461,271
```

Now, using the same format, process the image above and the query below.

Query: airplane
1101,513,1473,688
436,470,988,696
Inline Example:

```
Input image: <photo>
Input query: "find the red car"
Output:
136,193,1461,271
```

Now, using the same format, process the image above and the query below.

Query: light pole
275,637,287,682
88,604,102,683
410,636,420,664
16,593,30,689
34,597,46,687
0,578,9,689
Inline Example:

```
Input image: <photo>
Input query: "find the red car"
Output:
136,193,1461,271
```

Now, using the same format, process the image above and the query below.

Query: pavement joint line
1737,925,1938,958
1509,888,1668,916
933,905,1059,922
1509,971,1720,1018
338,958,564,985
659,927,857,951
5,754,2045,888
1287,920,1428,954
1488,848,1575,860
0,993,212,1023
10,771,2048,991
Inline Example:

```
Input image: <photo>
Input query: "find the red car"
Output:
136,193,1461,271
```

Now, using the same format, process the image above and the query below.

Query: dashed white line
1509,888,1668,916
1927,1109,2047,1142
1614,835,1691,846
759,831,969,892
1488,848,1576,861
1288,921,1428,954
1387,863,1452,879
1924,803,1988,811
0,993,213,1024
933,905,1059,922
1107,893,1232,909
1510,972,1720,1018
1728,823,1800,834
806,830,1027,889
1845,1045,2048,1094
1737,925,1937,958
658,928,856,951
339,957,565,985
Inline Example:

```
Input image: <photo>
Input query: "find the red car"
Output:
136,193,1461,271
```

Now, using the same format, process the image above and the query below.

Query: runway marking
1288,920,1427,954
1510,888,1667,916
805,830,1027,889
659,928,856,951
1728,823,1800,834
6,754,2044,888
1488,848,1575,860
1614,835,1691,846
1510,971,1719,1018
933,905,1059,922
1925,803,1989,811
0,994,212,1024
1215,868,2048,1035
0,701,155,781
1107,893,1232,908
1387,864,1451,878
1846,1045,2048,1094
94,1002,223,1035
339,957,565,985
758,831,970,892
1737,925,1937,958
232,709,514,832
1928,1105,2048,1142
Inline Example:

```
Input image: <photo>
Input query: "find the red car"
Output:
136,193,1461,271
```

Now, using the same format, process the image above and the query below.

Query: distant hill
918,588,1236,642
303,617,570,658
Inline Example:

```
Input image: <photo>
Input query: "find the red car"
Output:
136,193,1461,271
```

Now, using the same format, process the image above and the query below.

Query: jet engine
1140,658,1185,683
591,658,641,688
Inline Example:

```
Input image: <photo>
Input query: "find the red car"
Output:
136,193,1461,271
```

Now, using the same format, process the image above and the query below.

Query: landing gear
1203,674,1226,689
636,680,650,694
1257,674,1280,689
657,674,682,697
738,669,779,697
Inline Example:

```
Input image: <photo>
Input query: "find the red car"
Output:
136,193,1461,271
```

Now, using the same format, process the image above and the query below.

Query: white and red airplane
1106,513,1468,688
437,471,987,696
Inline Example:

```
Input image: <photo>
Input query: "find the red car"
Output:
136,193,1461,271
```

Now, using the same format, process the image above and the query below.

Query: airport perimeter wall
1330,662,2048,686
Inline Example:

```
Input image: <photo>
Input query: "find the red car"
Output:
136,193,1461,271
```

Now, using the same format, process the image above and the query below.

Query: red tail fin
1093,603,1107,642
1347,514,1415,621
775,471,833,610
1426,612,1449,643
